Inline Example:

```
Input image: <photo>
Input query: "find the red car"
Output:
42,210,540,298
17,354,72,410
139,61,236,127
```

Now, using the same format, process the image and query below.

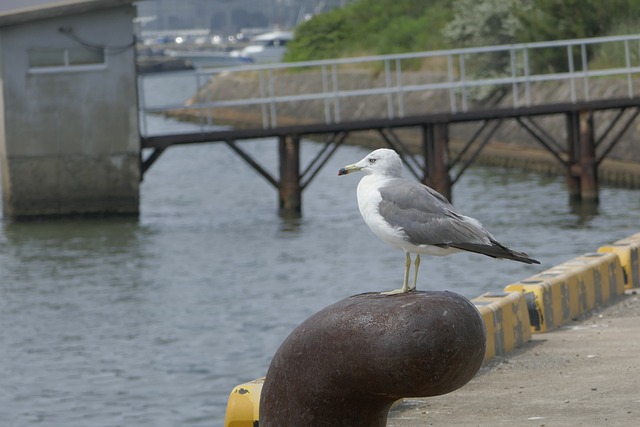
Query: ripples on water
1,124,639,425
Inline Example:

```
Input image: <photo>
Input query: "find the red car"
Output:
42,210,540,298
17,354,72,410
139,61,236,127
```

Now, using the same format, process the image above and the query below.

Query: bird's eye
369,158,377,164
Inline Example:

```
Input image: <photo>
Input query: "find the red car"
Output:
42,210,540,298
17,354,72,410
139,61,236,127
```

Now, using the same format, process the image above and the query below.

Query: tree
284,0,454,62
442,0,527,102
517,0,640,72
284,9,353,61
443,0,525,48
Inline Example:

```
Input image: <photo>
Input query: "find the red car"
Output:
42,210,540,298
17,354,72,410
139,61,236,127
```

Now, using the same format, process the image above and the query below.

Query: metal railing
138,34,640,134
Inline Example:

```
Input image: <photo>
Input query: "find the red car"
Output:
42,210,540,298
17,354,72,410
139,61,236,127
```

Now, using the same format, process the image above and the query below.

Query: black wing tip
500,249,540,265
490,238,541,265
517,255,541,265
449,242,541,265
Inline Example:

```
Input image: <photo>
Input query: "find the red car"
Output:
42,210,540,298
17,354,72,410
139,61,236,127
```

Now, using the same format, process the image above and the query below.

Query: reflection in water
279,216,304,234
568,197,600,226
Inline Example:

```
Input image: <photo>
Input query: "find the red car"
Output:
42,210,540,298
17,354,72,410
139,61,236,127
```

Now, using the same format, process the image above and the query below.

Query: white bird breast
356,176,460,257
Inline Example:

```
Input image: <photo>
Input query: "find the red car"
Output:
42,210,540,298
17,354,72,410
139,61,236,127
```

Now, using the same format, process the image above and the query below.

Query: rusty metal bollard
260,290,486,426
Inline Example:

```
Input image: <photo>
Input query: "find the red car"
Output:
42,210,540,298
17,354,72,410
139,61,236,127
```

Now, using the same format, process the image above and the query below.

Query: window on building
28,47,105,72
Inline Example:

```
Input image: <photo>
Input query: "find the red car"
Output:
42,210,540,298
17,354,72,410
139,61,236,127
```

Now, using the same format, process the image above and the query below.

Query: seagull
338,148,540,294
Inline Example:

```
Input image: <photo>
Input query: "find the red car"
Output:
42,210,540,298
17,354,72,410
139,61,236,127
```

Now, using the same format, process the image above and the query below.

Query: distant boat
230,30,293,64
164,30,293,69
164,49,254,68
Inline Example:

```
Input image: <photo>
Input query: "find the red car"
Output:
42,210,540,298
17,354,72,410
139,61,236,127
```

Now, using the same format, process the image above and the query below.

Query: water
1,73,639,426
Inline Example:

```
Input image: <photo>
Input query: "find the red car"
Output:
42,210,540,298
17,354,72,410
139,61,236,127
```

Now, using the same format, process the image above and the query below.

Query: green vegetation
443,0,524,48
442,0,525,97
283,9,353,61
517,0,640,43
285,0,640,71
517,0,640,72
284,0,454,61
591,18,640,70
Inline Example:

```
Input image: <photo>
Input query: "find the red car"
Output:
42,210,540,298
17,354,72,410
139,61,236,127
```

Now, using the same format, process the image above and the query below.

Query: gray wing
378,179,540,264
377,178,490,246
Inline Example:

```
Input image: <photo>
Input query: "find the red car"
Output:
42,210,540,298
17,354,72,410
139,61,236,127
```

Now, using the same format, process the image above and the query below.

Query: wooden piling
578,111,599,202
278,135,302,218
423,123,452,201
565,112,582,200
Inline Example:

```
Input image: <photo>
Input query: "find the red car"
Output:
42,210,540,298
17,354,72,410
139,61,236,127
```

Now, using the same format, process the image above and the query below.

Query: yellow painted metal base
224,377,263,427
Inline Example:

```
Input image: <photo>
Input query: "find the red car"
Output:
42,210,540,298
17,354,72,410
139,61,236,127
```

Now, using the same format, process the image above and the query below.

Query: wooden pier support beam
565,112,582,200
578,111,599,202
566,111,599,204
278,135,302,218
422,123,452,201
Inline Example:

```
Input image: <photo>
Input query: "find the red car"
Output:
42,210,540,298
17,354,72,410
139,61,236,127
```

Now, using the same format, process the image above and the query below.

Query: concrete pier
388,294,640,427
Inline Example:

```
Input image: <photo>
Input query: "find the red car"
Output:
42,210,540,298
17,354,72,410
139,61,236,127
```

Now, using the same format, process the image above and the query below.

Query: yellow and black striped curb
468,232,639,358
505,251,625,333
597,231,640,289
471,291,531,362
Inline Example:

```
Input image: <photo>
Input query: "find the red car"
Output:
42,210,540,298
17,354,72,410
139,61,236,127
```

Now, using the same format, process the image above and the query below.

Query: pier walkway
388,293,640,427
139,34,640,216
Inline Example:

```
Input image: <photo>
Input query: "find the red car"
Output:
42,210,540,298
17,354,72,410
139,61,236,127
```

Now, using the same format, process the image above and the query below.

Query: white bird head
338,148,404,178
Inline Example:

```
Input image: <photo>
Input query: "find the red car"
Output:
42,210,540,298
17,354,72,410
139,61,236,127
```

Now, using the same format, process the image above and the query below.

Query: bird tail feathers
447,239,540,264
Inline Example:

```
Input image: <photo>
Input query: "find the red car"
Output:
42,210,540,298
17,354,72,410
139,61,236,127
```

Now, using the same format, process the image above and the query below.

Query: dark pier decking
139,34,640,217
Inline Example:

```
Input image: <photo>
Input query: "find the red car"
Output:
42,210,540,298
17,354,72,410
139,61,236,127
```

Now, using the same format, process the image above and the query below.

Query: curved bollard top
260,290,486,427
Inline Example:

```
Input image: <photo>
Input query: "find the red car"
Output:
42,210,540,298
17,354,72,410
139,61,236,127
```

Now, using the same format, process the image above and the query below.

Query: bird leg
381,252,412,295
403,251,411,290
412,254,420,291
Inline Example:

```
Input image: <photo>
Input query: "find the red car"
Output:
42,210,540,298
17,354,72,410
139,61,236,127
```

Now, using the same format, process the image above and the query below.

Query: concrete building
0,0,139,219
